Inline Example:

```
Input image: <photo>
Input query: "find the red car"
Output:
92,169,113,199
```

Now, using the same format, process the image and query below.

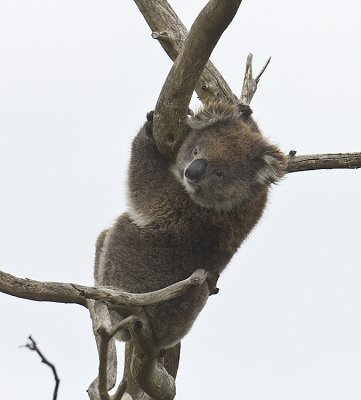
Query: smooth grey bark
151,0,242,160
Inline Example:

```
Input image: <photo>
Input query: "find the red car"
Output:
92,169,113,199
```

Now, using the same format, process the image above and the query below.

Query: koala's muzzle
185,159,207,182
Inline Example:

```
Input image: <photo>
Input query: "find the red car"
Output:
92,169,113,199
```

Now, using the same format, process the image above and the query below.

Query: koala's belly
101,214,209,291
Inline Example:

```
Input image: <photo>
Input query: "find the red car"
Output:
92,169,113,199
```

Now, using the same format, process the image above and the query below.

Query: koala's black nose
185,159,207,182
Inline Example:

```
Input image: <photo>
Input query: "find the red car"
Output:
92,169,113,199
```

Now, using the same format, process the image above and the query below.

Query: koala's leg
94,230,132,342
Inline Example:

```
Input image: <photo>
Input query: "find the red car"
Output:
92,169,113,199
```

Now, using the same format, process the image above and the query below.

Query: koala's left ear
256,149,287,185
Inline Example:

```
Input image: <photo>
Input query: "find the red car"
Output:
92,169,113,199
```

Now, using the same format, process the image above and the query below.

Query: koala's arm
127,112,182,220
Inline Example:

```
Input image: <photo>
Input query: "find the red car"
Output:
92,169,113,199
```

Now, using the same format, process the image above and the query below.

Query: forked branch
240,53,271,105
3,1,360,399
152,0,242,160
134,0,237,105
135,1,361,175
0,267,207,400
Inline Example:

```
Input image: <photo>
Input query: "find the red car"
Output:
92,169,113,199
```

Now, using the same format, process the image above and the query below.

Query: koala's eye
214,170,224,178
193,147,199,156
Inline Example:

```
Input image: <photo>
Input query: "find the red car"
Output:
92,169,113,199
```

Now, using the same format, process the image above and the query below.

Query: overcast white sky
0,0,360,399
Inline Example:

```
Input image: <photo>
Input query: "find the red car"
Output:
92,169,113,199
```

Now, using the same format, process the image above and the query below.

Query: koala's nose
185,159,207,182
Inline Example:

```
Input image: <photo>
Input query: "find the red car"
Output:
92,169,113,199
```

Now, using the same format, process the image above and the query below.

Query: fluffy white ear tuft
257,154,286,185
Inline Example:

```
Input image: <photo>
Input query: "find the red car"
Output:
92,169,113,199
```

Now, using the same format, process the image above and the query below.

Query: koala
94,101,286,349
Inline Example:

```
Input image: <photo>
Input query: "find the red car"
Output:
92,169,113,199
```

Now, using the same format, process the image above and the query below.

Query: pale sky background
0,0,360,399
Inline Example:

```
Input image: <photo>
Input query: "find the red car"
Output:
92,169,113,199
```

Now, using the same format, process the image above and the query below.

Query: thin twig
255,56,272,83
23,336,60,400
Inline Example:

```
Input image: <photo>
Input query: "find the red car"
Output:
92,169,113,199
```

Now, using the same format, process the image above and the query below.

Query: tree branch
0,269,87,306
88,300,119,400
88,301,177,400
240,53,271,105
134,1,361,176
287,152,361,173
152,0,242,160
74,268,208,307
0,269,208,307
96,312,135,400
134,0,237,105
127,312,176,400
23,336,60,400
1,268,206,400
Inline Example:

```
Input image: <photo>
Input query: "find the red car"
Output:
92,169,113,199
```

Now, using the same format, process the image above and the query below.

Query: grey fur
94,101,286,349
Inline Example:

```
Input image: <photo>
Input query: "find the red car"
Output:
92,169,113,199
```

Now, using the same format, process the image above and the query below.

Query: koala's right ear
256,149,287,185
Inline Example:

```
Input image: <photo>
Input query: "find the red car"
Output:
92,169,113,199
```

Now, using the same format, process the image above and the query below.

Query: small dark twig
23,335,60,400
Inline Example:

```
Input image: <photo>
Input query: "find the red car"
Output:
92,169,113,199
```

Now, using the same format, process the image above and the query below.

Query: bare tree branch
133,1,361,177
75,269,208,307
240,53,271,105
152,0,242,160
1,268,206,400
127,312,176,400
0,269,87,305
134,0,237,105
88,300,118,400
112,379,127,400
23,336,60,400
88,300,177,400
96,311,135,400
122,342,150,400
4,2,359,400
287,152,361,173
0,269,208,307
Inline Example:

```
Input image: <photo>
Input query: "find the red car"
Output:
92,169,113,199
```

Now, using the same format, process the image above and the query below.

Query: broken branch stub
239,53,272,106
153,0,242,160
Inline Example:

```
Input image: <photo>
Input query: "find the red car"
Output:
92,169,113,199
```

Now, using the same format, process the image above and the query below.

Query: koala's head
172,102,286,211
